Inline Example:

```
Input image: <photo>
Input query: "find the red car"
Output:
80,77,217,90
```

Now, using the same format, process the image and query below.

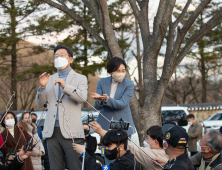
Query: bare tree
42,0,222,144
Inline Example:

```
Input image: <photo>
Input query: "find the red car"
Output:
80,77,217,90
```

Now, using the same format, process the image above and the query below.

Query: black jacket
164,152,195,170
0,156,23,170
85,135,97,158
80,150,140,170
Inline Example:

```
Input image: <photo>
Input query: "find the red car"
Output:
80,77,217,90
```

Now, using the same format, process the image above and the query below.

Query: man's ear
119,143,124,151
70,57,74,64
205,146,212,153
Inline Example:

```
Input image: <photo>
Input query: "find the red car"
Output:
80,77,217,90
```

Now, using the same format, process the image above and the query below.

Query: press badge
102,165,110,170
101,146,105,157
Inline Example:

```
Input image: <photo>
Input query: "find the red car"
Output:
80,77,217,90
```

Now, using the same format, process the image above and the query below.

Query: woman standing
18,112,45,170
0,111,34,170
92,57,135,135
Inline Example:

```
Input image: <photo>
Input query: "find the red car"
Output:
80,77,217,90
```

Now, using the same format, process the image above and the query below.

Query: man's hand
89,121,106,136
72,143,85,154
55,78,66,88
91,93,109,101
152,156,167,167
39,72,50,88
19,146,32,161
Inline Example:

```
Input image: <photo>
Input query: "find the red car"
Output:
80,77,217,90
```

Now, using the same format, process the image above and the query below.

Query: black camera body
88,113,94,124
6,150,15,165
109,118,130,130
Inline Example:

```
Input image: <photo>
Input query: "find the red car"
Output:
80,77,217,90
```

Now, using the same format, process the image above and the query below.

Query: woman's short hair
107,57,126,73
146,125,163,148
0,111,18,128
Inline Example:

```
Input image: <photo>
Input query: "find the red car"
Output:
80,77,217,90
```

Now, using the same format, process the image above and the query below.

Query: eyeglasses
54,53,69,58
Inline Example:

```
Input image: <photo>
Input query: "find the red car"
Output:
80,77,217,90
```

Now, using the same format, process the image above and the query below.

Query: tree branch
173,0,192,27
182,0,211,32
42,0,108,50
175,11,222,68
99,0,122,58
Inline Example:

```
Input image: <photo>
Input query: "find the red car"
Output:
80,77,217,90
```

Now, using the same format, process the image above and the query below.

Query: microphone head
43,104,47,108
13,91,16,99
30,108,34,112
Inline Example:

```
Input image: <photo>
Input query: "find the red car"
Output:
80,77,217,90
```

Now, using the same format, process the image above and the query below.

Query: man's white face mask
54,57,69,70
197,139,209,153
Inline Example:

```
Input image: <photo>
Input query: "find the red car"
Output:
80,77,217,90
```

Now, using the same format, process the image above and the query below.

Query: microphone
30,108,34,113
13,91,16,99
57,100,62,103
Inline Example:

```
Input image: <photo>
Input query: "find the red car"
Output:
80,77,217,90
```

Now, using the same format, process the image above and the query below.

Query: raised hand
19,146,32,161
55,78,66,88
89,121,106,136
39,72,50,88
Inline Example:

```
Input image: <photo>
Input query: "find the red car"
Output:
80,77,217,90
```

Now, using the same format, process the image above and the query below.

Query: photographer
0,146,32,170
72,122,140,170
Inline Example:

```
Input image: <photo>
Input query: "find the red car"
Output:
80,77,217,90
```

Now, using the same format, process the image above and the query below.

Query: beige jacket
188,120,203,152
26,124,45,170
35,69,88,139
127,141,168,170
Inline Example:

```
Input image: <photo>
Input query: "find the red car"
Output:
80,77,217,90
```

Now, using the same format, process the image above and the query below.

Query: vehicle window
209,113,222,120
161,110,187,126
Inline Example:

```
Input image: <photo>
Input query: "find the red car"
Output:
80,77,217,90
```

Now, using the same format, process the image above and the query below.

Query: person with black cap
152,123,195,170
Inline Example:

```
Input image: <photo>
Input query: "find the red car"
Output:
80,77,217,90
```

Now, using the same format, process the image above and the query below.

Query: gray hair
206,129,222,154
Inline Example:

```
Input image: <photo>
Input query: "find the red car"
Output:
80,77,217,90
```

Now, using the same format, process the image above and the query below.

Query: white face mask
54,57,69,70
163,140,168,150
147,140,155,149
112,73,126,83
188,122,193,126
5,119,15,127
197,140,209,153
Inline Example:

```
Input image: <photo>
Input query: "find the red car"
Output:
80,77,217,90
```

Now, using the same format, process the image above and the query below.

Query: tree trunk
10,0,17,110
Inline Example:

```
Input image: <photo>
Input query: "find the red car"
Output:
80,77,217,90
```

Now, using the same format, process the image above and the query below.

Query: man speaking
35,45,88,170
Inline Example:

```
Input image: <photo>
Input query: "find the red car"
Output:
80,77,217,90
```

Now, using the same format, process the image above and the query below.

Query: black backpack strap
174,160,190,170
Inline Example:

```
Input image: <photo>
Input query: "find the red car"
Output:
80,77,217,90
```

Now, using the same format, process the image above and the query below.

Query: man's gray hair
206,129,222,154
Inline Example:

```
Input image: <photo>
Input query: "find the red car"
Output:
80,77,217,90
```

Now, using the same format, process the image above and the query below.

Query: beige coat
127,141,169,170
188,120,203,152
35,69,88,139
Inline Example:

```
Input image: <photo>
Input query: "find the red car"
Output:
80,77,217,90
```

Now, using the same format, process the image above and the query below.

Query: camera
109,118,130,130
87,113,94,124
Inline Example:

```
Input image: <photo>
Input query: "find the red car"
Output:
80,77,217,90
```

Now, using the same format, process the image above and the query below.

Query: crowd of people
0,44,222,170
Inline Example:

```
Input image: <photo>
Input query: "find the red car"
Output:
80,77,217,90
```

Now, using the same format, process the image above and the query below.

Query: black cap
162,124,188,148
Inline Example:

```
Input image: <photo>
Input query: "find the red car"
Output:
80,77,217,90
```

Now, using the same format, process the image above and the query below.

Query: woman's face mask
112,72,126,83
5,119,15,127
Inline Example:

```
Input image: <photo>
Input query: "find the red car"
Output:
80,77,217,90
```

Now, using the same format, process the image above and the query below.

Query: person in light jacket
18,112,45,170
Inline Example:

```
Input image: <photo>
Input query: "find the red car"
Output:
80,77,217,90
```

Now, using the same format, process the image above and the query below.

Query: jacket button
53,115,55,118
55,104,57,106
